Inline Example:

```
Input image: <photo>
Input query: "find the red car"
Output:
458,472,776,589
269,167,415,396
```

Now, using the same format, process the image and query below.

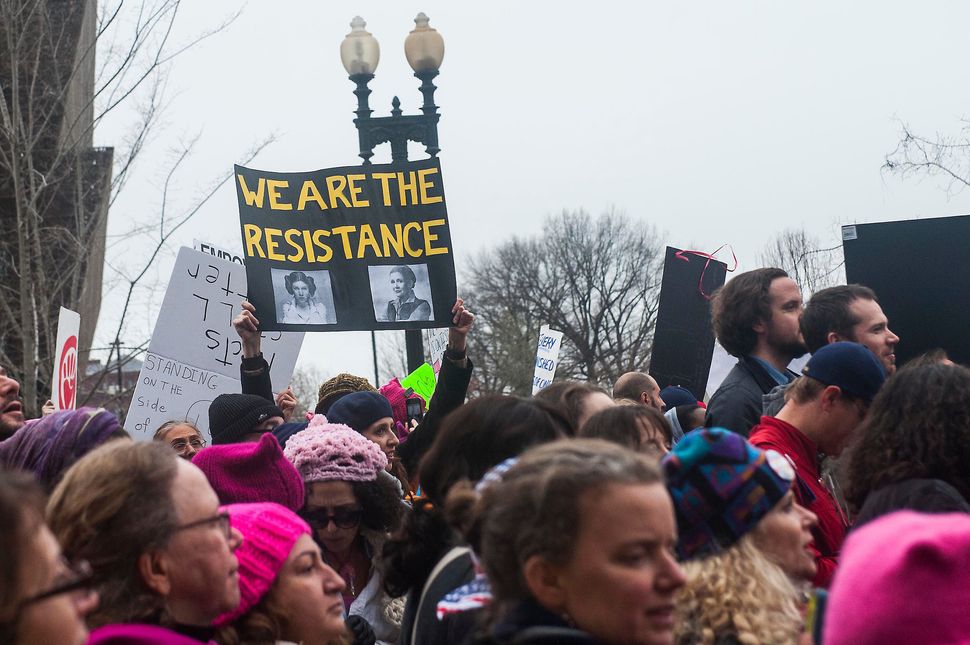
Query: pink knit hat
87,624,203,644
380,377,425,429
283,415,387,483
824,511,970,645
192,433,305,511
214,503,311,627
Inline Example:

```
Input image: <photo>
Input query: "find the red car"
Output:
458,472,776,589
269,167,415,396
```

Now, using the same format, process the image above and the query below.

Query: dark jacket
854,478,970,529
469,597,599,644
400,546,476,645
397,354,474,479
705,356,796,436
240,353,274,402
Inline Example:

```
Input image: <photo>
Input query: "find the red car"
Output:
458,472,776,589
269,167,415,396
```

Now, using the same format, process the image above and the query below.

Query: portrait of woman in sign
383,265,431,322
278,271,329,324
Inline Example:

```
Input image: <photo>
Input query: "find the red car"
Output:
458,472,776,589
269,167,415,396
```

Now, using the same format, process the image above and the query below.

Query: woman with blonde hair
662,428,818,645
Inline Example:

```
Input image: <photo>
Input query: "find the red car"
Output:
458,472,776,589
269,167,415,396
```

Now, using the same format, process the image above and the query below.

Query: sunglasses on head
301,506,363,530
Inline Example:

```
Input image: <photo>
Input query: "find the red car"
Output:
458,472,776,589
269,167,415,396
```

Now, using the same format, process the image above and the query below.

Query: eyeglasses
301,506,363,530
19,559,94,609
173,511,232,540
170,437,206,453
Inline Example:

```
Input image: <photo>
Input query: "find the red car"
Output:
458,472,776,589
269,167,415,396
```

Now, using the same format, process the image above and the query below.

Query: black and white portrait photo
368,264,434,322
271,269,337,325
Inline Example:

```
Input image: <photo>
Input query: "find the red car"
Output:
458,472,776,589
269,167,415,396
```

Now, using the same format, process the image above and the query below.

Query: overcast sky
94,1,970,387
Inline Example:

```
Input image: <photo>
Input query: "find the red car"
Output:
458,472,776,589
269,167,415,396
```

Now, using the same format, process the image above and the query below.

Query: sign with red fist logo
52,307,81,411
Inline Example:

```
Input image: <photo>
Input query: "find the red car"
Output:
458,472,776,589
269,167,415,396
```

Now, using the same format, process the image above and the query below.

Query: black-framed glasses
170,437,206,453
301,506,363,530
19,559,94,609
173,511,232,540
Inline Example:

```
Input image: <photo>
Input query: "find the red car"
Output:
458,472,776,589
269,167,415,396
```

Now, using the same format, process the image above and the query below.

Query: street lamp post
340,13,446,376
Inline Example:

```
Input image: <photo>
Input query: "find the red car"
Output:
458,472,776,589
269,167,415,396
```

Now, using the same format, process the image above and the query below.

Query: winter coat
748,415,846,588
705,356,796,437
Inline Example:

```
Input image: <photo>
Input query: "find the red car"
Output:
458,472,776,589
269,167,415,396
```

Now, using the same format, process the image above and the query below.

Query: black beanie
208,393,285,445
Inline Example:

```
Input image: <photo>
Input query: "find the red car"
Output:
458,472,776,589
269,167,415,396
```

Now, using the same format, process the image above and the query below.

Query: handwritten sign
51,307,81,410
126,247,304,441
193,238,245,265
422,327,449,376
532,325,564,395
400,362,436,405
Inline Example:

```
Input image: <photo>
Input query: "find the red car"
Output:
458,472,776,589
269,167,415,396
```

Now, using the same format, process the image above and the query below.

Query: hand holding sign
233,300,261,358
448,298,474,353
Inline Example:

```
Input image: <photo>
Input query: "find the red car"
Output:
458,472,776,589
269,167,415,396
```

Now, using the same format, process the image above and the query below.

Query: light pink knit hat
214,502,311,627
283,415,387,483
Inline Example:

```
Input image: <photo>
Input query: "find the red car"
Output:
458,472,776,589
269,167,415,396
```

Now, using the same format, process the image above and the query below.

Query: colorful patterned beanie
283,414,387,483
662,427,794,560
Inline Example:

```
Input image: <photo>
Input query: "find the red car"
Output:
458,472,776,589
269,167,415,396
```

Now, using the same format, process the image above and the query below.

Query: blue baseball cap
659,385,699,409
803,342,886,403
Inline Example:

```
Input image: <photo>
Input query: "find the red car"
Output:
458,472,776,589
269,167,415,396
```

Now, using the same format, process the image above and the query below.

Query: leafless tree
758,227,844,298
0,0,239,414
464,210,665,396
885,120,970,195
287,363,328,419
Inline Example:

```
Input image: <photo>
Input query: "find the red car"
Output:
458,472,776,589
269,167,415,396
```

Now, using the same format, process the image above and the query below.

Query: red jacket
748,416,847,588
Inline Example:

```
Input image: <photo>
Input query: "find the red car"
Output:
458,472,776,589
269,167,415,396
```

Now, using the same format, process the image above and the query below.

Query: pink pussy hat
192,432,305,511
824,510,970,645
283,414,387,483
214,502,311,627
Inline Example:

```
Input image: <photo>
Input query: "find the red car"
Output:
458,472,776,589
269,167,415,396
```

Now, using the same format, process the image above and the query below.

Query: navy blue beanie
326,391,394,433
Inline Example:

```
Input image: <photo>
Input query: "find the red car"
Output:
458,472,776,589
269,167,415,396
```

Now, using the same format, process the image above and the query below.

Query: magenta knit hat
824,511,970,645
283,415,387,483
192,433,305,512
214,503,311,627
87,624,203,644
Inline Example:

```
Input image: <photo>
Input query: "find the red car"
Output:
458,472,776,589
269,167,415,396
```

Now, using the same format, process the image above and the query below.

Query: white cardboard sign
423,327,449,376
52,307,81,410
127,247,304,441
532,324,564,395
193,238,245,265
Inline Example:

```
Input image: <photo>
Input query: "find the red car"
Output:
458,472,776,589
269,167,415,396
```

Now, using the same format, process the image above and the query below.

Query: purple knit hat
0,407,122,490
214,503,311,627
192,433,305,512
283,415,387,483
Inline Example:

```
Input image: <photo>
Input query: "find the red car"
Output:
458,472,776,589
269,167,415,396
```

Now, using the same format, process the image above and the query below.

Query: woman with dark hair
449,439,685,644
281,271,328,324
580,405,671,458
382,395,565,645
846,363,970,527
0,469,98,645
532,381,614,435
284,416,405,644
385,266,431,322
153,420,206,460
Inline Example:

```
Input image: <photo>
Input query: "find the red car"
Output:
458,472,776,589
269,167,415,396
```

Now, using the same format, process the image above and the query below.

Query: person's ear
522,555,566,613
753,318,767,334
826,331,843,344
638,391,650,405
818,385,842,413
138,549,173,597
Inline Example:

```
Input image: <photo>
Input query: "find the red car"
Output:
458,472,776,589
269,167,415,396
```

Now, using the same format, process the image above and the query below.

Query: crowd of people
1,278,968,645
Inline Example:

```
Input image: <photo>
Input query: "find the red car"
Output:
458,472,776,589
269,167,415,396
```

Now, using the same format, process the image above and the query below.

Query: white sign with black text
532,324,564,395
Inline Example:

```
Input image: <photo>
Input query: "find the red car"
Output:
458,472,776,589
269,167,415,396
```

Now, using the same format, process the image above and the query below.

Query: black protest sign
649,247,727,400
843,215,970,365
235,158,457,332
